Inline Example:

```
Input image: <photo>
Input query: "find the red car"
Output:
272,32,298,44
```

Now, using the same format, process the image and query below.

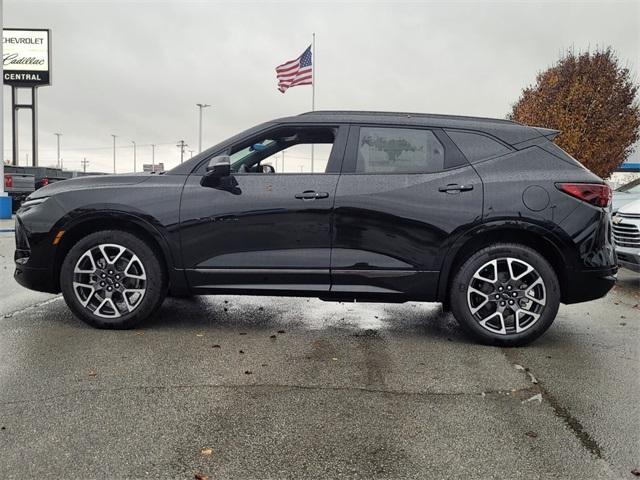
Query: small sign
3,28,51,86
143,163,164,173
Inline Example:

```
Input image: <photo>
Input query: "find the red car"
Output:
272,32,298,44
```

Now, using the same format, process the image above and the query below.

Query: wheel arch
437,221,571,308
53,211,185,294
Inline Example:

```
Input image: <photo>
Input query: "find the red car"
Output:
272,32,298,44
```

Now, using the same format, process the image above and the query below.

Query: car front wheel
60,230,166,329
450,243,560,346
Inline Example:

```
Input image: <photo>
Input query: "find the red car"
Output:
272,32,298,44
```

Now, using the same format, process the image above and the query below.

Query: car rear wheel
60,230,166,329
450,243,560,346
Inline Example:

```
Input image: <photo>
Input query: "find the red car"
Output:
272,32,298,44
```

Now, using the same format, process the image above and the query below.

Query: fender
52,207,189,295
436,218,573,303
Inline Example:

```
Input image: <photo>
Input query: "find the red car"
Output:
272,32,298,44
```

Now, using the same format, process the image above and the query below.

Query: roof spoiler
533,127,561,140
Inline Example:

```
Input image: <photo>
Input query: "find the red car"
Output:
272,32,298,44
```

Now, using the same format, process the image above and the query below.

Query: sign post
0,2,8,219
3,28,51,168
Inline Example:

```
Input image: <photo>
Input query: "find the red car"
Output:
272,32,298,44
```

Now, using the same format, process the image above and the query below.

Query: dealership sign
3,28,51,86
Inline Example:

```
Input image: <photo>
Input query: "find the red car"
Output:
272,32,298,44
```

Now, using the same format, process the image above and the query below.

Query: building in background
609,140,640,188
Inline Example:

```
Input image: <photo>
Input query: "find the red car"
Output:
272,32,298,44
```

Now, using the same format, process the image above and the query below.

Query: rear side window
356,127,444,173
446,130,511,163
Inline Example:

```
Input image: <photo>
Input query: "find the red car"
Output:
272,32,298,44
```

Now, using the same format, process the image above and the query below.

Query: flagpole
311,33,316,173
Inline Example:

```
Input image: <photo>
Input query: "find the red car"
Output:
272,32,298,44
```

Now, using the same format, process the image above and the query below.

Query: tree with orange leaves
509,48,640,179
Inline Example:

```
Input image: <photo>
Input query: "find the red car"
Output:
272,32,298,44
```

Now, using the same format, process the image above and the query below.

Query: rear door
331,125,483,299
179,123,348,294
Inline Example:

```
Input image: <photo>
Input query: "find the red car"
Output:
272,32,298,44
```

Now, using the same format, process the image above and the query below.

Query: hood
28,173,153,199
617,198,640,215
612,190,640,213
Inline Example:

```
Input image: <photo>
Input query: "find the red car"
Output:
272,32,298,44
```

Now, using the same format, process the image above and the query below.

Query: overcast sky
3,0,639,173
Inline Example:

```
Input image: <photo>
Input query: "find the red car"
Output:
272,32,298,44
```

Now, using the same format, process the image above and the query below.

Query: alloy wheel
466,257,546,335
72,243,147,318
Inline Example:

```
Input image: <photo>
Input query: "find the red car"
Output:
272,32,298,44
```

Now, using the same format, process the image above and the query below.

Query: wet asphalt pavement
0,231,638,479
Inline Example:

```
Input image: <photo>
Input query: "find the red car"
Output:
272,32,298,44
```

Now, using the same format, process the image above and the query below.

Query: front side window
229,127,336,174
446,130,511,163
356,127,444,173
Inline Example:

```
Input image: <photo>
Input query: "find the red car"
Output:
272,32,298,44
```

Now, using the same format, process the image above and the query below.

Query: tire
450,243,560,346
60,230,167,329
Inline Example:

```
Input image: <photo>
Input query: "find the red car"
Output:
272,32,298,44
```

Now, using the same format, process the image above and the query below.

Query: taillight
555,183,611,208
41,178,49,187
4,175,13,188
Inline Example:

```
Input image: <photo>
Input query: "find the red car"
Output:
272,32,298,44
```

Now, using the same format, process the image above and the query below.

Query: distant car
612,177,640,213
14,111,617,346
612,198,640,272
3,166,35,212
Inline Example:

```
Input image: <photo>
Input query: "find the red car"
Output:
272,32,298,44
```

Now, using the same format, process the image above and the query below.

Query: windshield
617,178,640,193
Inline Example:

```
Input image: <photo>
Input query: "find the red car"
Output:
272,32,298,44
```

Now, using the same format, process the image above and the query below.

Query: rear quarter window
446,130,511,163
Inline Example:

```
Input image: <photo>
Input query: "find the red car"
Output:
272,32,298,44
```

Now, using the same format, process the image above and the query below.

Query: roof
297,110,519,126
277,110,539,145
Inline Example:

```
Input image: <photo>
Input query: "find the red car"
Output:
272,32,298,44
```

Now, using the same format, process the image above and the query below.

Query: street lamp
54,133,62,169
131,140,137,173
196,103,211,153
111,134,117,174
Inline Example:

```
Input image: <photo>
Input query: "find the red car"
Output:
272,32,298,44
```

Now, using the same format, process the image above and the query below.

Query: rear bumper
562,267,617,304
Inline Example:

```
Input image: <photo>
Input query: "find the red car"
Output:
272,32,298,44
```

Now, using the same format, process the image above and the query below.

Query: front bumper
615,244,640,273
13,213,60,294
14,263,59,293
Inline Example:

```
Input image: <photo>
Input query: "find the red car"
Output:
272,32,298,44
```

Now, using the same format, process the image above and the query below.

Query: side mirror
261,164,275,174
205,155,231,178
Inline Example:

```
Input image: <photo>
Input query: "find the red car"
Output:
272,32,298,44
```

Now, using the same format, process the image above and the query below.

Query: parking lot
0,226,638,479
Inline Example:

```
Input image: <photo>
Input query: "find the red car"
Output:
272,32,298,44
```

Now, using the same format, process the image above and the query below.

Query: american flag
276,46,313,93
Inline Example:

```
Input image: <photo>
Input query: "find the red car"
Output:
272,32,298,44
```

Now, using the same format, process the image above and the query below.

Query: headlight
20,197,49,208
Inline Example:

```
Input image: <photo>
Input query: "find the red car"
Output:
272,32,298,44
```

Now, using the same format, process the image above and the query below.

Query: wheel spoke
98,244,127,265
73,282,95,307
479,311,506,335
526,277,546,306
507,258,533,281
123,289,145,312
124,255,146,280
467,286,489,314
473,259,498,283
74,250,97,274
94,297,121,318
515,309,540,333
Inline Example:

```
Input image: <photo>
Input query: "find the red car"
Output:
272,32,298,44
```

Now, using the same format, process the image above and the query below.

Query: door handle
438,184,474,193
295,191,329,200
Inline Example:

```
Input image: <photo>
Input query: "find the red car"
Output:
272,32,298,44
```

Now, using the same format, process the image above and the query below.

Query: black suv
14,111,616,345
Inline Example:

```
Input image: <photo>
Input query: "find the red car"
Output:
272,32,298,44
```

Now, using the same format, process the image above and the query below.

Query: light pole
111,134,117,174
189,149,194,159
196,103,210,153
131,140,137,172
54,133,62,169
151,144,156,172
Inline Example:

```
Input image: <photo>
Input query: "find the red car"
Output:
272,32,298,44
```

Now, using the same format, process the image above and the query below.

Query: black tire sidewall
450,244,560,346
60,230,166,329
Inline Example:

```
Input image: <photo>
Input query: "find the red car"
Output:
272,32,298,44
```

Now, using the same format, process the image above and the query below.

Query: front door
179,124,348,294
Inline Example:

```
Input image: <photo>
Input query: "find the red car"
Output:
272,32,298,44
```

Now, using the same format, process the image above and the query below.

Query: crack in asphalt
501,348,610,464
1,295,62,318
0,382,538,407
